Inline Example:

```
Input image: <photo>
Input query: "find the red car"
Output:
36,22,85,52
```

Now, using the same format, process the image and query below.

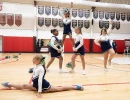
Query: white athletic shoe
69,69,75,73
104,68,108,72
59,69,68,73
82,70,86,75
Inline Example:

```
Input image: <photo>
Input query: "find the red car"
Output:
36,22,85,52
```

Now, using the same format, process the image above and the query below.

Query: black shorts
100,40,112,53
63,30,72,35
33,79,51,91
50,46,61,58
74,42,85,56
74,46,85,56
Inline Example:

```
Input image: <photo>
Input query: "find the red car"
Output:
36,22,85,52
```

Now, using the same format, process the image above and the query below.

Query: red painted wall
92,39,102,53
114,40,125,53
3,36,34,52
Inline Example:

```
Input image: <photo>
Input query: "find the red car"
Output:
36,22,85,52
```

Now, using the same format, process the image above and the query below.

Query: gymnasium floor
0,53,130,100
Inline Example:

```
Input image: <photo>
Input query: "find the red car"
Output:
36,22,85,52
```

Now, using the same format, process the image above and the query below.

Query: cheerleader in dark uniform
70,27,86,75
60,9,74,49
94,21,115,71
2,55,84,98
46,29,64,73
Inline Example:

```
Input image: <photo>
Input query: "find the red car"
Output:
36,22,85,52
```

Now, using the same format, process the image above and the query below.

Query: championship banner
78,20,83,28
15,14,22,27
38,6,44,15
45,18,51,27
7,14,14,26
84,10,90,18
38,17,44,27
127,13,130,21
78,9,83,18
72,20,77,28
105,12,109,20
99,11,104,19
121,13,125,21
59,8,65,17
72,9,77,18
0,3,2,11
45,6,51,16
59,19,63,28
52,18,58,27
116,12,120,20
99,20,104,29
93,11,98,19
84,20,90,29
52,7,58,16
111,21,115,30
110,12,115,20
116,21,120,30
0,13,6,26
104,21,109,29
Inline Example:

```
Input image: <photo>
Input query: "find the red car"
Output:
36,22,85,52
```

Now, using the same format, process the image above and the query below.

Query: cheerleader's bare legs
61,34,74,48
108,48,115,66
2,82,83,97
104,48,115,70
104,52,109,69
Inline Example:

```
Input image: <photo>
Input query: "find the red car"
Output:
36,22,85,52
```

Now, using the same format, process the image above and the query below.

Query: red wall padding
83,39,90,53
64,38,90,53
3,36,34,52
64,38,73,52
92,39,102,53
114,40,125,53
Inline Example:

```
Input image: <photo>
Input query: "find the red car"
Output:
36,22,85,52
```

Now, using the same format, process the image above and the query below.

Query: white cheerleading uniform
94,24,113,53
32,64,51,92
74,34,85,55
94,35,112,53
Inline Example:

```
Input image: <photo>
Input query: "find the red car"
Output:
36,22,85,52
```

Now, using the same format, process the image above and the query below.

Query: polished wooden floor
0,53,130,100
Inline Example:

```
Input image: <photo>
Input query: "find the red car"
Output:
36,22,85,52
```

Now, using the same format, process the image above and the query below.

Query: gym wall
0,2,130,53
0,2,34,52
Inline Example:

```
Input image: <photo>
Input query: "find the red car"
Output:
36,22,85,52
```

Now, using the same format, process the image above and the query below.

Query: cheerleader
46,29,64,73
94,21,115,71
2,55,84,98
70,27,86,75
60,9,74,49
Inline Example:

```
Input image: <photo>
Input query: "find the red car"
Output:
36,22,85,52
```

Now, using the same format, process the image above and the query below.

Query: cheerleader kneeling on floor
2,55,84,98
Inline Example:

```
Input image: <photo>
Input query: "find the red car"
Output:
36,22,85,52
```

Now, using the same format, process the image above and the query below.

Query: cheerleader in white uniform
70,27,86,75
60,9,74,49
2,55,84,98
94,21,115,71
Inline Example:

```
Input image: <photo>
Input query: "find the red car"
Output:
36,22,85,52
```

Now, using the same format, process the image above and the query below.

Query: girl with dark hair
94,21,115,71
46,29,64,73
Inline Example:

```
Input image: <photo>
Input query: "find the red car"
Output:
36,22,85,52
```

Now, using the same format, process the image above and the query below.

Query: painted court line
75,60,130,72
0,58,6,61
1,82,130,90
